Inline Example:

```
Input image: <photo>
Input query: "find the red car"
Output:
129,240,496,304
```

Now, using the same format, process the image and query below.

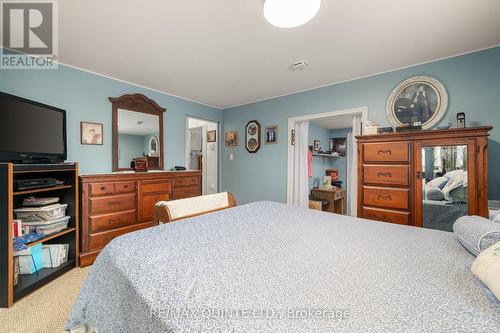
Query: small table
311,187,345,214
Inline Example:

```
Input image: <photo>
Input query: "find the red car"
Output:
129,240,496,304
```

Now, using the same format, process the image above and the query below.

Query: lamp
264,0,321,28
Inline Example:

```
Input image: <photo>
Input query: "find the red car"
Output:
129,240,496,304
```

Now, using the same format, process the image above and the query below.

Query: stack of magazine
14,197,70,236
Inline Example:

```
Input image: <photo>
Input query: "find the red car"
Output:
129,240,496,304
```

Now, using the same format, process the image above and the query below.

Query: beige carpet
0,267,90,333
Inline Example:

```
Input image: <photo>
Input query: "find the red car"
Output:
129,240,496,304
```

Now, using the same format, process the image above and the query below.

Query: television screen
0,92,66,162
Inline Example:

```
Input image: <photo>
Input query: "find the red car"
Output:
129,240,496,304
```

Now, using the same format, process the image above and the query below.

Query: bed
67,201,500,332
422,200,468,232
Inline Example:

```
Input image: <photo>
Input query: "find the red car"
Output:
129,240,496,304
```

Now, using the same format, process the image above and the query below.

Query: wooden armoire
356,126,492,228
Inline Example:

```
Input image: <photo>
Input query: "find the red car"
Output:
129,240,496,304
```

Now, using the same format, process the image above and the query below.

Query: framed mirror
109,94,166,171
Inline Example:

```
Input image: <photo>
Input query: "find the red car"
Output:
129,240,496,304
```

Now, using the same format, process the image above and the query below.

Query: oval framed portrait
386,76,448,130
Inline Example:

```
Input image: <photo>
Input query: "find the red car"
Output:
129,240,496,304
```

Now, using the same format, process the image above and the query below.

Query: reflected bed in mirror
109,94,166,171
421,145,468,232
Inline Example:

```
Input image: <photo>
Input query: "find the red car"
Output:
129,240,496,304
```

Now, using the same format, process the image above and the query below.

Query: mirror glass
421,145,468,232
117,109,160,169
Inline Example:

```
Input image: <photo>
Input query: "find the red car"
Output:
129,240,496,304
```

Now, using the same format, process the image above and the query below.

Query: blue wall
222,47,500,203
118,134,145,168
0,61,223,174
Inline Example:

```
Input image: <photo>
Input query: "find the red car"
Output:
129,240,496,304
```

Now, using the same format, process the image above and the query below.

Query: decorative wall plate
245,120,261,153
386,76,448,130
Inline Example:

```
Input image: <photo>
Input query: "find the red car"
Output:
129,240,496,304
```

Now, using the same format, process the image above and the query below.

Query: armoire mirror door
414,139,477,231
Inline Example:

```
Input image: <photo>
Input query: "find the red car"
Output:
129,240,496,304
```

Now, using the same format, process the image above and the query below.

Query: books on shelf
12,220,22,238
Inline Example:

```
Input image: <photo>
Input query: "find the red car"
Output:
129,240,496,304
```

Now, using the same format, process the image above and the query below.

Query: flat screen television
0,92,67,163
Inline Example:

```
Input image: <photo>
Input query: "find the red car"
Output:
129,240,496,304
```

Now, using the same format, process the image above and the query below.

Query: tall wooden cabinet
79,171,201,266
357,127,492,229
0,163,79,307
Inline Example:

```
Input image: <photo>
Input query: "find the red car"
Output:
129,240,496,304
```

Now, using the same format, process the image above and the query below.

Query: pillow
490,209,500,222
442,170,466,201
426,176,450,190
471,241,500,301
453,215,500,256
426,188,444,201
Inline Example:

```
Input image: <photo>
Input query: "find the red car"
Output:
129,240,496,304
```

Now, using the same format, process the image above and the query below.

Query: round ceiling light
264,0,321,28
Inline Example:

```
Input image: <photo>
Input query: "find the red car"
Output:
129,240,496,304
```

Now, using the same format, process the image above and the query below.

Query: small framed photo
313,140,320,152
224,131,238,147
81,122,103,145
264,125,278,144
207,130,216,142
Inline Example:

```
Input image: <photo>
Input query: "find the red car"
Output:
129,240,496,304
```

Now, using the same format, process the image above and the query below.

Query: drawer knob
378,149,392,155
100,186,106,190
377,172,392,178
377,194,392,201
124,185,128,188
108,201,120,206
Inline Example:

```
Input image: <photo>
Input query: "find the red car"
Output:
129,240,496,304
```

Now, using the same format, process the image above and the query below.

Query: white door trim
286,106,369,205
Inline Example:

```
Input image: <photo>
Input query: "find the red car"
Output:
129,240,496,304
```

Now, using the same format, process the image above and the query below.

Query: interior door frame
185,116,219,195
413,138,477,228
286,106,368,205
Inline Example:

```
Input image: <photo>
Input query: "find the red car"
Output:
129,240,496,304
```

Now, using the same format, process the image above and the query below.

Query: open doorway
186,116,219,195
287,107,368,216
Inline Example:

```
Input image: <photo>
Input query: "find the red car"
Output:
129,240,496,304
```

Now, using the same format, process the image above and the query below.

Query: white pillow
471,241,500,301
442,170,466,201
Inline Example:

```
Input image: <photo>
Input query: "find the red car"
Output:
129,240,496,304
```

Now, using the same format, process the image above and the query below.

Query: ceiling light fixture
264,0,321,28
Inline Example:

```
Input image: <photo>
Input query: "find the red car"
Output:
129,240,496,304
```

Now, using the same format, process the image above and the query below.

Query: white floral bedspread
67,201,500,332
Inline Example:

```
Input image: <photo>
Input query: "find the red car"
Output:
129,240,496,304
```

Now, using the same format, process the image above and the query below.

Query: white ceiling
59,1,500,109
311,114,354,130
118,109,159,135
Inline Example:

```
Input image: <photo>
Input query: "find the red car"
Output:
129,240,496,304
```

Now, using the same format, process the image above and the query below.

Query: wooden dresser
79,170,201,266
357,127,492,227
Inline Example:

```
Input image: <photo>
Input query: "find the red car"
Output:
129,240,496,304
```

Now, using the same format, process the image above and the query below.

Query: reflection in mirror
118,109,160,169
421,145,468,231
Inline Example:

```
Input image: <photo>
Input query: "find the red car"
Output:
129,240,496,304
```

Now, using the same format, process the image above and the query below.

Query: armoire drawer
363,186,409,210
90,193,136,215
90,210,137,233
173,176,199,187
362,207,410,225
363,165,409,186
363,142,409,163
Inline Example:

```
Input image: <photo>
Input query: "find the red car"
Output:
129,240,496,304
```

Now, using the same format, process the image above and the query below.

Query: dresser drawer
363,165,409,186
363,186,409,210
89,222,154,250
90,193,136,215
90,210,136,233
173,176,199,187
362,207,410,225
140,180,171,194
363,142,409,163
173,186,200,199
90,183,115,196
115,181,135,193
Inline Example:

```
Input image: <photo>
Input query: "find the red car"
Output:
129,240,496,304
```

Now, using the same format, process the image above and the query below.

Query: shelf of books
0,163,79,307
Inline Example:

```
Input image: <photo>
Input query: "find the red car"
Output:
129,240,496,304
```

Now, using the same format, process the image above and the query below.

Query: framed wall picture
245,120,261,153
386,76,448,130
224,131,238,147
313,140,320,151
81,122,103,145
207,130,216,142
264,125,278,144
